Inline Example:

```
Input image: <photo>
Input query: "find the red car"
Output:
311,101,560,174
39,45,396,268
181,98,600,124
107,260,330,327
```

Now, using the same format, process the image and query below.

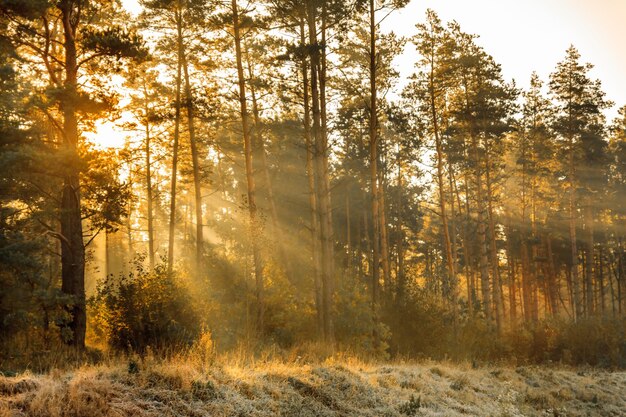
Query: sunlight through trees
1,0,625,367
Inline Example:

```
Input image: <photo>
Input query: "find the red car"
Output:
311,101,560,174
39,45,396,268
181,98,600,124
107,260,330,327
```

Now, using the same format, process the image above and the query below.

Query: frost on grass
1,360,626,416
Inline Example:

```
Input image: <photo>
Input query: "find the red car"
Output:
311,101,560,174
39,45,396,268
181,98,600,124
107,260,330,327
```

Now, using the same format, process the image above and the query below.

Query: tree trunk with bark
181,49,204,269
59,2,86,348
167,9,183,275
485,157,503,332
143,82,156,269
232,0,265,331
299,19,324,338
317,5,335,345
368,0,381,349
585,205,595,316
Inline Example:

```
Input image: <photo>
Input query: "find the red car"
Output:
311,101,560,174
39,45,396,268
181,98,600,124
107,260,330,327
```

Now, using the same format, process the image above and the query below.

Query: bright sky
383,0,626,121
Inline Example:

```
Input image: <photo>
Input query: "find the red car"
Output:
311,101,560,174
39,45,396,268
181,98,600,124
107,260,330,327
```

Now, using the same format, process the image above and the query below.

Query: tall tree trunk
300,19,324,338
143,83,156,270
448,161,459,313
506,223,517,323
585,205,595,316
599,244,606,314
519,138,532,324
379,172,391,295
429,54,458,328
618,238,624,315
567,127,582,319
318,5,335,344
546,234,560,316
232,0,265,331
59,3,86,348
356,194,364,277
608,245,617,317
565,268,575,317
368,0,381,349
485,155,503,332
471,136,492,323
126,191,133,260
181,47,204,269
300,2,335,344
530,155,540,321
521,241,533,322
461,70,490,323
346,189,352,272
167,9,183,275
460,173,474,316
396,158,406,303
105,228,111,279
363,191,372,275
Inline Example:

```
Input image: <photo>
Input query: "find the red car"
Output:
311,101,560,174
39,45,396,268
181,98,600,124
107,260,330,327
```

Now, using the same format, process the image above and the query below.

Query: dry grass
1,355,626,416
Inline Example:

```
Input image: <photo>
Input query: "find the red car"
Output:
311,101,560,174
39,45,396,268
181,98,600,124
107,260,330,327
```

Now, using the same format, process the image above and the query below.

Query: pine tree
1,0,145,348
404,9,459,328
549,46,611,319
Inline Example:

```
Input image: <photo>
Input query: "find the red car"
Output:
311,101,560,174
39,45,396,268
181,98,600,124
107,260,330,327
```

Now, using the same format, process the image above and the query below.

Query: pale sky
382,0,626,120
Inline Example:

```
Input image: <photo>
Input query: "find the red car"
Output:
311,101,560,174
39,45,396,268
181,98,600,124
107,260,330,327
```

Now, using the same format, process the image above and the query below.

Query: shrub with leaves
89,256,201,353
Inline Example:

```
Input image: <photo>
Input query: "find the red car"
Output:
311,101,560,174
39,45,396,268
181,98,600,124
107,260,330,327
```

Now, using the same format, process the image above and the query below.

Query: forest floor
1,357,626,417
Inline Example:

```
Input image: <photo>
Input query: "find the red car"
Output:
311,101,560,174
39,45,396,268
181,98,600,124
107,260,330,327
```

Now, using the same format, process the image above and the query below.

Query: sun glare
121,0,141,16
85,120,127,149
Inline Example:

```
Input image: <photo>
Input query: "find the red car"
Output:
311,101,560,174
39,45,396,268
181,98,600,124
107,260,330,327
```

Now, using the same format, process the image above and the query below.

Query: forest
1,0,626,376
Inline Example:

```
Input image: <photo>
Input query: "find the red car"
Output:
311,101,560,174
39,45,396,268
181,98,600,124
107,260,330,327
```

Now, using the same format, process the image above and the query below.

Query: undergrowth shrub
89,256,201,353
399,394,421,415
335,273,391,359
381,286,626,367
550,317,626,367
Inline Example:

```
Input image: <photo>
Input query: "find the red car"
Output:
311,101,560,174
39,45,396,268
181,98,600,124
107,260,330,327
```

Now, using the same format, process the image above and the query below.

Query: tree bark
460,172,474,317
568,121,582,319
305,1,334,344
346,189,352,272
428,47,458,328
59,2,86,349
379,172,391,295
485,154,503,332
448,160,460,316
521,240,533,323
471,135,492,323
460,69,491,323
368,0,381,349
318,5,335,345
585,205,595,316
599,243,606,314
181,47,204,269
232,0,265,331
167,9,183,275
546,234,560,316
300,18,323,337
142,81,156,269
395,171,406,304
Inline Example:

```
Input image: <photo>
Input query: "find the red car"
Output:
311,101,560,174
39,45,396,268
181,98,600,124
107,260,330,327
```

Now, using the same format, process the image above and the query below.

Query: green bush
550,317,626,367
89,256,201,353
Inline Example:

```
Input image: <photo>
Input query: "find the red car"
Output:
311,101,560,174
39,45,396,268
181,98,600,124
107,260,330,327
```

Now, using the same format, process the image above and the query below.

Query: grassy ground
1,356,625,416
